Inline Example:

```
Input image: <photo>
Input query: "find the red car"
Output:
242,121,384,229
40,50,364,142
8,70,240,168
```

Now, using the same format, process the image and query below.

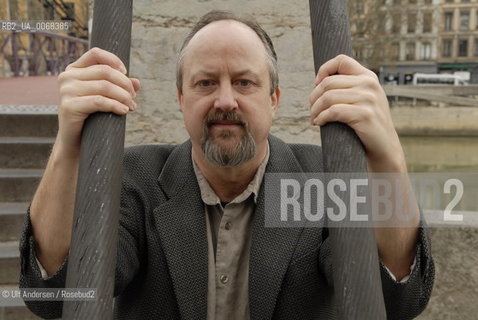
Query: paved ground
0,76,59,105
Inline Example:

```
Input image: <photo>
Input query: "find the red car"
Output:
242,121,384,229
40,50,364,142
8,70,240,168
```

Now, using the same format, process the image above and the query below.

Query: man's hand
30,47,140,276
57,47,140,156
310,55,418,280
309,54,405,174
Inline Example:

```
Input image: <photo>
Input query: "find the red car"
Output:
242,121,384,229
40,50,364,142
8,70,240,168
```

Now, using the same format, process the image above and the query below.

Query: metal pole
11,32,20,76
62,0,133,319
308,1,387,319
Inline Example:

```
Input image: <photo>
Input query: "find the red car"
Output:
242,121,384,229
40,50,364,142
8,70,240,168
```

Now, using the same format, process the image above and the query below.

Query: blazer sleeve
19,208,68,319
19,179,146,319
318,219,435,320
379,219,435,320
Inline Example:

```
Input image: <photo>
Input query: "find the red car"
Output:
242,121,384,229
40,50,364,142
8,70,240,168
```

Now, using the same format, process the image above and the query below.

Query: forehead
182,20,269,75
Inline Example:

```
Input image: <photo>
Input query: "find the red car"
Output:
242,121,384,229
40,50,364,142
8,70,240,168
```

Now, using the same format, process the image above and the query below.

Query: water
401,136,478,173
401,136,478,215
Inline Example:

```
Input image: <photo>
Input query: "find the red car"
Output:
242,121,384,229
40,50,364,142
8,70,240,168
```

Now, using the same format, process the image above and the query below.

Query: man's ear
177,88,184,113
270,87,281,116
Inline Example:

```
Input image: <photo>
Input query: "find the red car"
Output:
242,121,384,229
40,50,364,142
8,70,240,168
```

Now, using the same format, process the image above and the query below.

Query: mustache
205,111,246,127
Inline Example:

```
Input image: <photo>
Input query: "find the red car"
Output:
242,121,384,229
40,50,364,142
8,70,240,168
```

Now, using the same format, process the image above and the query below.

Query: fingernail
122,106,129,112
121,66,127,74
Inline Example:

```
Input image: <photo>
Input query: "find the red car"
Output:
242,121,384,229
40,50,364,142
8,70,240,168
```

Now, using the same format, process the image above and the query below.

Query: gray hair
176,10,279,94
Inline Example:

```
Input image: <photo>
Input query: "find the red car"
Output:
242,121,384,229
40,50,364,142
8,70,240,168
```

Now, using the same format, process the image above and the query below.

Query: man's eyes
198,80,215,87
235,80,253,87
195,79,254,88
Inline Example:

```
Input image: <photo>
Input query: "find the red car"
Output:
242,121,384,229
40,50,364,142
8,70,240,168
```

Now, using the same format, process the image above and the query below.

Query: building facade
438,0,478,82
349,0,478,84
0,0,89,77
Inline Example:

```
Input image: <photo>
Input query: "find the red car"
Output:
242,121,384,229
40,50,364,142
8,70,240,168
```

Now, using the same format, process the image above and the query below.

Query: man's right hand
30,47,140,276
56,47,140,156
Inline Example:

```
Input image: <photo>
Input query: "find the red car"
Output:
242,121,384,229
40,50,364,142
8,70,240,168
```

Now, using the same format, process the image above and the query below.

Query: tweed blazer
20,135,434,319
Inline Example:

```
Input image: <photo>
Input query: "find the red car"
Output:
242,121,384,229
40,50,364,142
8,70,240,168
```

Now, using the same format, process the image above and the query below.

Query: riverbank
392,106,478,136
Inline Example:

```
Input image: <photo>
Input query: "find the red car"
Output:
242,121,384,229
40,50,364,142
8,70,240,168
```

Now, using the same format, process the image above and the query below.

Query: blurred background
0,0,477,319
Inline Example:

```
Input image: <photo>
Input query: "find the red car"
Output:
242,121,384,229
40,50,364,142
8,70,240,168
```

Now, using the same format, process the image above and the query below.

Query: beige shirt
192,146,270,320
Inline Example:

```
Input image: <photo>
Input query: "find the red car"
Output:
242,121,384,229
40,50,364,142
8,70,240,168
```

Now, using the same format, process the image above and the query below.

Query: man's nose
213,83,238,111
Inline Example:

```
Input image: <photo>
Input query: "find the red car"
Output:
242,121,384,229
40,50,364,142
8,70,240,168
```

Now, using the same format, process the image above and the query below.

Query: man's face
178,20,280,167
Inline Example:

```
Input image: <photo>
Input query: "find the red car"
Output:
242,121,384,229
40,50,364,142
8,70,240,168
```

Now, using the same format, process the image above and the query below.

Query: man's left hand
310,54,406,173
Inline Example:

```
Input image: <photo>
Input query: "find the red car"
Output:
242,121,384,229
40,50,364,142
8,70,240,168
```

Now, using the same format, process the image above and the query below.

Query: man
20,10,434,319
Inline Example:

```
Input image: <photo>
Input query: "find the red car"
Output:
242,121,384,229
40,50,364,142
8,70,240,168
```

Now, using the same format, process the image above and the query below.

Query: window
64,2,75,20
45,4,55,20
356,21,365,35
408,13,417,33
476,11,478,29
390,42,400,60
474,38,478,57
354,46,364,60
356,2,365,14
423,12,432,33
378,13,386,32
406,42,415,60
444,12,453,31
393,0,401,5
392,13,401,33
460,11,470,30
421,42,432,60
458,38,468,57
409,0,417,3
424,0,432,3
443,39,452,57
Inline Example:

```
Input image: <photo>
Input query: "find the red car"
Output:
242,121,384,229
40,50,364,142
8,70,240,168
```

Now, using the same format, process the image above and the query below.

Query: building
349,0,478,84
438,0,478,83
0,0,89,77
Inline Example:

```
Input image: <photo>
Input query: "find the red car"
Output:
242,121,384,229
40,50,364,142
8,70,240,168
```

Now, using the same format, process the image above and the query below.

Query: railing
384,85,478,106
0,31,88,77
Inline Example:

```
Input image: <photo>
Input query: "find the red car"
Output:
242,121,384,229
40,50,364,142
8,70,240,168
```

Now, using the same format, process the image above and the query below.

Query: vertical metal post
11,32,20,76
62,0,133,319
308,1,387,319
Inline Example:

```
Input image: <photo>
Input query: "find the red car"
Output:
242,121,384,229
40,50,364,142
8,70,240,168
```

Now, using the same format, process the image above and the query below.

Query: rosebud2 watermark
264,173,478,228
0,288,96,305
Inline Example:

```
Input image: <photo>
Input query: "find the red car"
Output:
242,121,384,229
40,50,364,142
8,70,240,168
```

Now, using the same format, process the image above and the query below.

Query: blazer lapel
153,140,208,319
249,136,309,319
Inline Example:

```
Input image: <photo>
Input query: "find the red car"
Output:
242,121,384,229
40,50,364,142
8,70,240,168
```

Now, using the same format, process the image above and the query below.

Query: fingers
67,47,127,74
309,74,361,107
310,89,363,124
64,95,132,116
60,64,136,97
314,54,377,85
312,104,374,127
61,79,136,110
130,78,141,92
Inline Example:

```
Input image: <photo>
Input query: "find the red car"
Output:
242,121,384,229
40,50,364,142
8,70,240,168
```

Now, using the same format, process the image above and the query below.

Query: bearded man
20,10,434,320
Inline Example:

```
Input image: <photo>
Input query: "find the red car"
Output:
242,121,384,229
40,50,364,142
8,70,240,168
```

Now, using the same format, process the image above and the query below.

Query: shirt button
220,274,229,284
225,222,232,230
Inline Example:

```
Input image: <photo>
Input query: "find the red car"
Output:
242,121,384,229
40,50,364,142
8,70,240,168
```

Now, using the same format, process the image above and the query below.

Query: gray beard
201,126,256,167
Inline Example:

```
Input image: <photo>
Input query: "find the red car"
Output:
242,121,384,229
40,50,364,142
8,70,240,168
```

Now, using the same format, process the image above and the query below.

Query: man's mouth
208,120,244,128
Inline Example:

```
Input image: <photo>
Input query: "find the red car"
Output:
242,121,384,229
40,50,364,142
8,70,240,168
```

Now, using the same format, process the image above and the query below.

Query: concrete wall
123,1,477,319
392,106,478,136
